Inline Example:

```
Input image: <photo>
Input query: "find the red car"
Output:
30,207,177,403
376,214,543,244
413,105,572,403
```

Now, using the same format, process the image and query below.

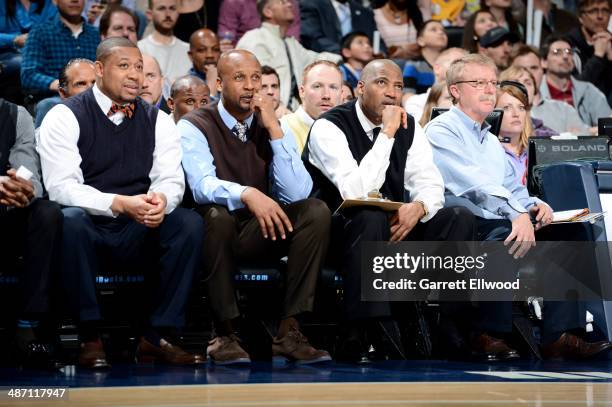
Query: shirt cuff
227,184,249,211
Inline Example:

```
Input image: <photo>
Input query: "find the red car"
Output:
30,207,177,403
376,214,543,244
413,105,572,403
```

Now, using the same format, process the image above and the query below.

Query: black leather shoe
542,333,612,360
15,340,61,370
471,333,520,362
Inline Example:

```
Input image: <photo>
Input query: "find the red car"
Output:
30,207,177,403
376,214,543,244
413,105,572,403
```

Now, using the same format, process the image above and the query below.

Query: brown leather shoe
272,327,331,364
542,332,612,360
135,337,205,365
207,334,251,365
471,333,520,362
78,339,110,369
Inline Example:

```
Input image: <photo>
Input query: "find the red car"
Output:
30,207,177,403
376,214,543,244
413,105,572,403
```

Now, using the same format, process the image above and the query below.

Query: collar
147,34,177,47
355,100,381,137
296,106,315,127
55,14,84,32
93,84,113,116
546,76,573,93
450,106,491,142
261,22,283,38
332,0,351,13
189,67,206,81
218,98,254,130
503,144,528,160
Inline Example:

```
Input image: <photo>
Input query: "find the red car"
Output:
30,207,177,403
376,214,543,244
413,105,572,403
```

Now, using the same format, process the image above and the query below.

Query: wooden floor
3,382,612,407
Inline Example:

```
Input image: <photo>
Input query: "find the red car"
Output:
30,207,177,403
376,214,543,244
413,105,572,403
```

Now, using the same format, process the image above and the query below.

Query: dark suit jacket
300,0,383,53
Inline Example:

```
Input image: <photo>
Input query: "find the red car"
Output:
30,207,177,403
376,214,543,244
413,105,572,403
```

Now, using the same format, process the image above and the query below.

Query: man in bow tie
38,37,205,369
179,49,332,365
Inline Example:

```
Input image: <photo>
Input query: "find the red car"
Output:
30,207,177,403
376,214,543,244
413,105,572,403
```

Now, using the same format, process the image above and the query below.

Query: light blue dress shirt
424,106,539,221
179,100,313,211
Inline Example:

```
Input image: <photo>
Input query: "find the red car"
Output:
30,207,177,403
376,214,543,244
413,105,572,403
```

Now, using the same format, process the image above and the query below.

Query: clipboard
334,198,404,215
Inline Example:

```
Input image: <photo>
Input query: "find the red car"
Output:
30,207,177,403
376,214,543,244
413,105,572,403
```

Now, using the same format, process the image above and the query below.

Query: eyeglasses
454,79,498,89
550,48,574,55
582,7,611,16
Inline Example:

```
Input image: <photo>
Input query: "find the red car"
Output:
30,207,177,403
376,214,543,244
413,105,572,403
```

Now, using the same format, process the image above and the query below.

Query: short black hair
261,65,280,83
416,19,442,39
59,58,95,90
96,37,140,62
341,31,370,51
256,0,270,20
99,5,139,38
540,33,572,60
170,75,207,98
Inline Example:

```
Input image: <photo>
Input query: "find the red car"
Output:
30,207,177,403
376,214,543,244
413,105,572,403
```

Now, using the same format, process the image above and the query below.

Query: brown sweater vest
183,104,273,195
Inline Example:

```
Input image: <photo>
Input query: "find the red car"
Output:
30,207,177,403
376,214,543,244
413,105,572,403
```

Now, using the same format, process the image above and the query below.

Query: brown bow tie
107,102,135,119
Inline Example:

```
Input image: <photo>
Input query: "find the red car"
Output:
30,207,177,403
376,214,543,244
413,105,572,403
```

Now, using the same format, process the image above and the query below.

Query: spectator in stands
237,0,341,110
261,65,291,118
188,28,219,101
534,0,578,43
430,0,468,26
341,80,355,102
478,27,518,70
300,0,379,54
480,0,523,39
58,58,96,99
217,0,300,46
20,0,99,97
179,50,331,365
281,60,343,153
403,20,448,95
566,0,612,105
496,81,533,185
99,5,138,44
373,0,423,60
418,81,452,127
499,66,560,137
138,0,191,82
0,98,62,368
0,0,57,102
304,59,474,363
174,0,220,43
38,38,205,369
540,34,612,127
461,9,498,54
140,54,166,110
166,74,209,122
425,54,612,361
404,47,466,121
339,31,374,90
510,44,591,135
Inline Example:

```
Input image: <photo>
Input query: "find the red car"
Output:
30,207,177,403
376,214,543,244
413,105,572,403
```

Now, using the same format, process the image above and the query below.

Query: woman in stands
373,0,423,60
419,81,452,127
496,81,533,185
461,9,497,53
403,20,448,95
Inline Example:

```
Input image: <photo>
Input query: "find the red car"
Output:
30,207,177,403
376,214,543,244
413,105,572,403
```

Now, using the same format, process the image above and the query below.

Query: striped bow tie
107,102,135,119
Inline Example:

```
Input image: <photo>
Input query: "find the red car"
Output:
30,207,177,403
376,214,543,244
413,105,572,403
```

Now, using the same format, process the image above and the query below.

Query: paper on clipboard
334,198,403,215
551,208,605,224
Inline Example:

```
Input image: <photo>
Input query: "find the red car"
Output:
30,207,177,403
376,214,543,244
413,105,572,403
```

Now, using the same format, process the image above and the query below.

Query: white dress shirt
37,84,185,217
307,100,444,221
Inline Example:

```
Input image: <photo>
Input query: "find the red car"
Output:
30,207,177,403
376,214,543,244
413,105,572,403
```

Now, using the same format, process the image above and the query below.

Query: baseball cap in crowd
479,27,520,48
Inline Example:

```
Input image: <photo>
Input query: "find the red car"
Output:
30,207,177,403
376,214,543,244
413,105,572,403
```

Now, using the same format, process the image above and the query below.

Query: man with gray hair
425,53,611,362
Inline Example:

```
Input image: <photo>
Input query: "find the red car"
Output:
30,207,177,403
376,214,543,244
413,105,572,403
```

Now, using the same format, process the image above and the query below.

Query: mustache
479,96,495,103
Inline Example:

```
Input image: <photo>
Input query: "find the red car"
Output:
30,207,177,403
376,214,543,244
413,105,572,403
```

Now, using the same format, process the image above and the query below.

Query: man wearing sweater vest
179,49,332,365
303,59,476,363
281,60,343,154
38,38,205,369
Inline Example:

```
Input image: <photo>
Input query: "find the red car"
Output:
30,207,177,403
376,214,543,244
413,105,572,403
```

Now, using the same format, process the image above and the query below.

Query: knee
347,208,389,238
173,208,204,241
61,207,90,234
200,205,235,239
299,198,331,228
32,200,63,228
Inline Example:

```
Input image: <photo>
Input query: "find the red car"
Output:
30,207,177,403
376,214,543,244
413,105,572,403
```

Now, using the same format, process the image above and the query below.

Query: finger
389,213,399,225
271,213,286,239
256,216,268,239
401,110,408,129
390,224,406,242
264,215,276,241
508,238,521,256
535,207,545,222
503,230,517,246
277,208,293,233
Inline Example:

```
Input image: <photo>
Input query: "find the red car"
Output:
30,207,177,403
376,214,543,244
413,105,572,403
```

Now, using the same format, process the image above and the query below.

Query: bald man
304,59,475,363
140,54,164,107
167,75,210,122
188,28,221,100
179,49,331,366
38,37,205,369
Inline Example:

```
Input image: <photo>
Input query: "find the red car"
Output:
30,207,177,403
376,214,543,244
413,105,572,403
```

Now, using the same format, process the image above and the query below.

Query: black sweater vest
63,88,157,196
303,100,414,210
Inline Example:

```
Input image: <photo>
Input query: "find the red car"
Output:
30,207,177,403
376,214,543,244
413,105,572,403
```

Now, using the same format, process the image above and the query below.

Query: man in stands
179,49,331,365
38,38,204,369
167,75,210,122
99,5,138,44
188,29,221,101
261,65,291,118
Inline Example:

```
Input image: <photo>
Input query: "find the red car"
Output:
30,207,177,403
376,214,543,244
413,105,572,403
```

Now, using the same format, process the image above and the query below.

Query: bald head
189,28,218,48
217,49,261,80
171,75,207,98
360,59,402,84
